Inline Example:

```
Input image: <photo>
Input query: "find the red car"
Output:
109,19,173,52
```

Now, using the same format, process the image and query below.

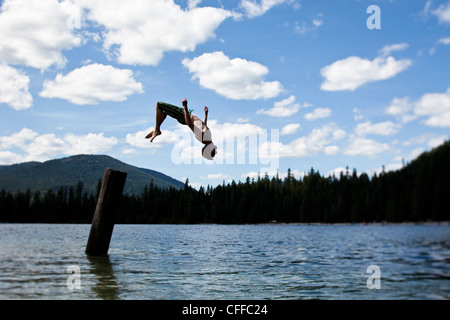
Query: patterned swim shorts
156,102,186,125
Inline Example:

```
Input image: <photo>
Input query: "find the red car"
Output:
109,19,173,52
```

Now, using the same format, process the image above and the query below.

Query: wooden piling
86,168,127,256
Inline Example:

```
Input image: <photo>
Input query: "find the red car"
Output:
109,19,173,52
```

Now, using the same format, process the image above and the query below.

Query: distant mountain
0,154,185,195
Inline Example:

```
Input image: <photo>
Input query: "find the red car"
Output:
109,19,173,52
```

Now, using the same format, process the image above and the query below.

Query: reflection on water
0,223,449,299
87,255,119,300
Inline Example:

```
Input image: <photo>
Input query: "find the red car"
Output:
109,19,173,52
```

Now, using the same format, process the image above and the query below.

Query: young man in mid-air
145,99,217,160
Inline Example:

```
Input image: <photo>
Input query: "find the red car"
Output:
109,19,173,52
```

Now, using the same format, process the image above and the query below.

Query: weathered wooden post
86,168,127,256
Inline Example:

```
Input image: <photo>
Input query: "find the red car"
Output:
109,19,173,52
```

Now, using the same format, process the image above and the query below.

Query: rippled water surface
0,224,449,299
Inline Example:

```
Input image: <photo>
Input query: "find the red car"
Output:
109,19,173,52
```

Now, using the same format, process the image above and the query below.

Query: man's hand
204,106,208,114
182,99,188,107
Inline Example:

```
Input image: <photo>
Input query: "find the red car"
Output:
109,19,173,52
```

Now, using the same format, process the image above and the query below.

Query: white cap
202,143,217,160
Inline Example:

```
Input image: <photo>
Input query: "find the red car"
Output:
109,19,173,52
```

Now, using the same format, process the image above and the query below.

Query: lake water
0,223,449,300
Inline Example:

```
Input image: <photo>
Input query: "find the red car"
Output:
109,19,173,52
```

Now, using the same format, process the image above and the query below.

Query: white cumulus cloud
208,120,265,144
304,108,331,121
355,121,401,136
239,0,299,18
345,137,390,158
257,96,301,117
76,0,234,66
0,0,82,70
0,64,32,110
386,87,450,128
40,63,144,105
183,51,283,100
320,56,412,91
64,132,118,155
281,123,301,136
0,128,118,164
379,43,409,57
269,123,346,158
240,0,285,18
126,127,182,149
432,1,450,24
439,37,450,45
385,97,418,123
415,87,450,128
0,151,23,165
0,128,37,149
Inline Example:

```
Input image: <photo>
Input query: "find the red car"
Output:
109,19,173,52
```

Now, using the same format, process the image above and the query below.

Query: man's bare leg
145,104,166,142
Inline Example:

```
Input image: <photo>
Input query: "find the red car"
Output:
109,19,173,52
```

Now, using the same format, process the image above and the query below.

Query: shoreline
0,221,449,226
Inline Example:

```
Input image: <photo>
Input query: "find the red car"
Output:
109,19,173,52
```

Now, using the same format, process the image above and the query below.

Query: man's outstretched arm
204,106,208,126
182,99,193,129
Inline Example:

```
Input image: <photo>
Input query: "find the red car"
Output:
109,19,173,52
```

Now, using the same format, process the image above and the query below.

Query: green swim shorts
157,102,186,125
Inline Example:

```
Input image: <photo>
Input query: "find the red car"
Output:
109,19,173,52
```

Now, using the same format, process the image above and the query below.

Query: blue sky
0,0,449,189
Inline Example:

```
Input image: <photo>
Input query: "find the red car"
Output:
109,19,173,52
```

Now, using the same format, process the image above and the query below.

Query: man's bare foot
145,130,161,142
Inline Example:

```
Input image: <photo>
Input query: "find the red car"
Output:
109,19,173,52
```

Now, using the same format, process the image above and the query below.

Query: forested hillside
0,154,184,194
